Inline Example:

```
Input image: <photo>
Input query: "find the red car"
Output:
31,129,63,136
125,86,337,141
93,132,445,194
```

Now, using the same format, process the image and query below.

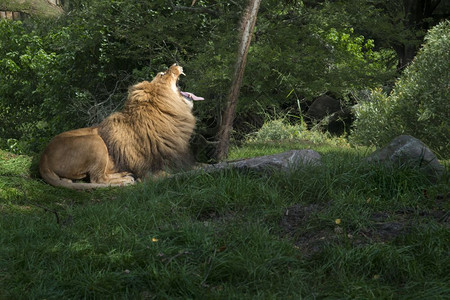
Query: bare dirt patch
280,200,448,257
280,203,337,257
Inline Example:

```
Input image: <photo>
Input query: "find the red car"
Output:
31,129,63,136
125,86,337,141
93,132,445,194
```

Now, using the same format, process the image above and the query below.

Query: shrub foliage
3,1,447,155
0,1,400,154
351,20,450,158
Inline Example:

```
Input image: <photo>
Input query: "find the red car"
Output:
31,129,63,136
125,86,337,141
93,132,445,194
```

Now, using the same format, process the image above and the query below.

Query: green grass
0,142,449,299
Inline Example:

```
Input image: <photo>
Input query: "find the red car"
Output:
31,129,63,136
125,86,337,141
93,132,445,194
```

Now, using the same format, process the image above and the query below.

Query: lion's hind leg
89,161,135,186
89,168,136,186
80,138,135,186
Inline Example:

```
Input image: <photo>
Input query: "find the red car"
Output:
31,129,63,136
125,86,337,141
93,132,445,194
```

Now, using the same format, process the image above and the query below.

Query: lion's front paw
122,175,135,185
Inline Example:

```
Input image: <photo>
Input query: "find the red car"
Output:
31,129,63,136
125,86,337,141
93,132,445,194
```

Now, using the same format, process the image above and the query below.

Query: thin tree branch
169,1,219,17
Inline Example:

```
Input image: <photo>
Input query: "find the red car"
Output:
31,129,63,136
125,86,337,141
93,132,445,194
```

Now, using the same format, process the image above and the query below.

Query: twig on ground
31,203,61,225
164,251,192,266
20,186,73,226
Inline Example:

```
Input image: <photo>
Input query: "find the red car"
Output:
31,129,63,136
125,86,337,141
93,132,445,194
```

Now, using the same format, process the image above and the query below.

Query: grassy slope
0,142,449,299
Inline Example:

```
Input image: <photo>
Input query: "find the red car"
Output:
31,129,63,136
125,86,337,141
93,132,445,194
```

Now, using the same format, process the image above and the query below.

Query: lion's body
39,64,196,189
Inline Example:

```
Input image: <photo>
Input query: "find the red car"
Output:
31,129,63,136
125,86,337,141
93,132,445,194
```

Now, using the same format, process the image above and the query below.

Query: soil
280,203,337,257
279,196,449,257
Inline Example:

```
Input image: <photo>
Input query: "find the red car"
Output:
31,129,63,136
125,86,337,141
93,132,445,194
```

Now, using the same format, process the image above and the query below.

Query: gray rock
365,135,445,180
201,149,322,174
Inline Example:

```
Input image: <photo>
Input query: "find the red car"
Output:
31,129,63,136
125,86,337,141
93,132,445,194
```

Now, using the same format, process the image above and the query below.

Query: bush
0,2,238,154
249,119,305,142
246,118,349,147
0,1,401,155
0,20,73,153
350,88,399,147
351,20,450,158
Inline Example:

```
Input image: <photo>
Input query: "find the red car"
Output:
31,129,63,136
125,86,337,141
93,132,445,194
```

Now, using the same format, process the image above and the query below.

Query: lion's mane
98,68,196,179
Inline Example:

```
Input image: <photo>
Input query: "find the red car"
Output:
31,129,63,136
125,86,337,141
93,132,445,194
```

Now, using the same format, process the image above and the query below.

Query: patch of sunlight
70,240,93,252
1,203,36,214
0,186,21,198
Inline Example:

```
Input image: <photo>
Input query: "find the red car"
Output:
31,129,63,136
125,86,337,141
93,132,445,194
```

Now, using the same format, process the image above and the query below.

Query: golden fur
39,64,196,189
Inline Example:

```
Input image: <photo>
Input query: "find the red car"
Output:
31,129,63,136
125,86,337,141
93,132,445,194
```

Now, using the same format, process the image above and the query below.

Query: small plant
350,88,400,147
246,116,349,147
248,119,305,142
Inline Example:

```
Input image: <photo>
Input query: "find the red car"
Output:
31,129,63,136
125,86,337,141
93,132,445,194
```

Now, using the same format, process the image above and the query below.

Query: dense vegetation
1,2,449,295
351,20,450,158
1,0,449,158
1,138,449,298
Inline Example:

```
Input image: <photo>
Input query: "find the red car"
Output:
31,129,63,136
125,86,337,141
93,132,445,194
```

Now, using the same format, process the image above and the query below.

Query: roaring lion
39,64,203,189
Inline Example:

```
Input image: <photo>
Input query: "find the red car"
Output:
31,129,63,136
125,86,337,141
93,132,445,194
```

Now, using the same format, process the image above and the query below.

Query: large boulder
365,135,445,180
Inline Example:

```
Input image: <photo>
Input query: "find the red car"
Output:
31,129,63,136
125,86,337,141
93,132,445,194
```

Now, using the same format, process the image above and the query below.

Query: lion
39,63,203,189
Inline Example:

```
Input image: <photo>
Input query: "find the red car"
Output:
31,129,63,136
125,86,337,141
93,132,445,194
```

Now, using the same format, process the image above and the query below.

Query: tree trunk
214,0,261,160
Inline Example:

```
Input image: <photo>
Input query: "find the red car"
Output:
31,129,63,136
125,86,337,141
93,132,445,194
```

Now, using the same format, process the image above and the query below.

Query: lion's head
124,63,195,111
151,63,185,95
